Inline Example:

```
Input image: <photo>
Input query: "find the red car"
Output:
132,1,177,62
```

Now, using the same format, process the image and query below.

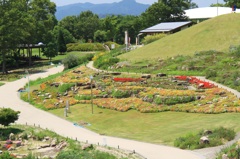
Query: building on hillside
137,21,192,45
184,7,240,22
140,21,192,35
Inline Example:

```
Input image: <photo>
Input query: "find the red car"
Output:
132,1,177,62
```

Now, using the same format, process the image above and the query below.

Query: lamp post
25,70,30,101
90,75,93,114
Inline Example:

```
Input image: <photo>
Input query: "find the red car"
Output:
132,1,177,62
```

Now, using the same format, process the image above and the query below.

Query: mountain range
56,0,150,20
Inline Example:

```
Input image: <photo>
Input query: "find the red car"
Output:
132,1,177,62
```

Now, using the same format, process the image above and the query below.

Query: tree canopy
0,0,57,73
0,108,20,127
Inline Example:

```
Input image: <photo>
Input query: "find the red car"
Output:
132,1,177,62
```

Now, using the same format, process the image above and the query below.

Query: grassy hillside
119,13,240,62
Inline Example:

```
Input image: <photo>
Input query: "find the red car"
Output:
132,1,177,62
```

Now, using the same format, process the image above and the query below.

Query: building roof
140,21,192,33
184,7,240,19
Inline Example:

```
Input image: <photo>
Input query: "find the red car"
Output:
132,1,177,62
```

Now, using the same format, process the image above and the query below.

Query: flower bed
25,66,240,114
175,76,216,89
113,77,143,82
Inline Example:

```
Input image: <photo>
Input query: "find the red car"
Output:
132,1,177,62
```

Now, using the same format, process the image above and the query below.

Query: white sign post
125,31,128,51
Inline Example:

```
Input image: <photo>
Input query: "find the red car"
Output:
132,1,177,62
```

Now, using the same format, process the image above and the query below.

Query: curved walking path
0,65,205,159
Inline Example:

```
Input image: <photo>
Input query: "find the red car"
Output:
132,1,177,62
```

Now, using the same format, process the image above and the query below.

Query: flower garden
23,66,240,114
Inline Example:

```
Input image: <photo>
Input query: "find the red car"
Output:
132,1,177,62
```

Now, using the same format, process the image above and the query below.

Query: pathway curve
196,76,240,99
0,65,205,159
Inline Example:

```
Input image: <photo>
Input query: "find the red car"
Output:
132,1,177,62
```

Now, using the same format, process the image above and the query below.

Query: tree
94,30,107,42
0,108,20,127
141,0,193,27
0,0,29,74
59,16,78,40
101,15,120,42
223,0,240,8
42,31,58,61
25,0,57,66
76,11,100,42
57,29,67,54
210,3,225,7
53,26,76,44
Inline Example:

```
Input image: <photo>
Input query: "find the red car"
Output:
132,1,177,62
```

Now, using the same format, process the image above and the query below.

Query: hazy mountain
56,0,150,20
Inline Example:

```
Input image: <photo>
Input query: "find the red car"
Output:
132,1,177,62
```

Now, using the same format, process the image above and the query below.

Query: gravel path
0,65,205,159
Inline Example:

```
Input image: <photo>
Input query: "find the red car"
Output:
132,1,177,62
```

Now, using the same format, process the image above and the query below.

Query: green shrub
58,83,75,93
174,127,235,150
206,69,217,78
94,55,120,69
104,41,120,50
142,34,167,45
66,43,105,52
154,96,195,105
74,95,92,100
62,54,80,69
0,152,15,159
62,53,94,69
112,90,131,98
56,150,117,159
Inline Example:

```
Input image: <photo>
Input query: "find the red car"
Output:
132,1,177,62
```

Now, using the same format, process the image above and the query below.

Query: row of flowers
113,77,143,82
175,76,215,89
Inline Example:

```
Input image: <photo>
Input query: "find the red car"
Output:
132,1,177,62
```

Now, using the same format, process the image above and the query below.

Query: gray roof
140,21,192,33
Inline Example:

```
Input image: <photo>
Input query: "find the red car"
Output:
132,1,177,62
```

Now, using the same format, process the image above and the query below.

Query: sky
51,0,225,7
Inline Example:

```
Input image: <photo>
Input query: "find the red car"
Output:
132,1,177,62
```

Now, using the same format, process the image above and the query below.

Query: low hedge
67,43,105,52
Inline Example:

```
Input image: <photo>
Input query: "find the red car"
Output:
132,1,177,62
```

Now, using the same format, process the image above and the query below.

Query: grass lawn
49,104,240,146
0,83,4,86
119,13,240,62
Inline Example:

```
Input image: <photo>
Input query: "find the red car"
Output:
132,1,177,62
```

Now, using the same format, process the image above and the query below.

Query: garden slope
119,13,240,62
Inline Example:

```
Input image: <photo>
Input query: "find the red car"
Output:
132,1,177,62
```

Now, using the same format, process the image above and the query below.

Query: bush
56,150,117,159
66,43,105,52
142,34,167,45
112,90,131,98
94,53,120,69
62,53,94,69
206,69,217,78
154,96,195,105
62,54,79,69
174,127,235,150
74,95,92,100
58,83,75,93
0,108,20,127
104,41,120,50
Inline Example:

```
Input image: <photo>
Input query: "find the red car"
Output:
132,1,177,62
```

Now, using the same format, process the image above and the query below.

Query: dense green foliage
62,53,94,69
112,90,131,98
142,34,167,45
217,143,240,159
174,127,236,150
58,83,75,93
94,55,120,70
174,127,235,150
67,43,105,52
0,108,20,127
154,96,195,105
0,0,57,72
57,29,67,54
56,150,118,159
0,152,15,159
